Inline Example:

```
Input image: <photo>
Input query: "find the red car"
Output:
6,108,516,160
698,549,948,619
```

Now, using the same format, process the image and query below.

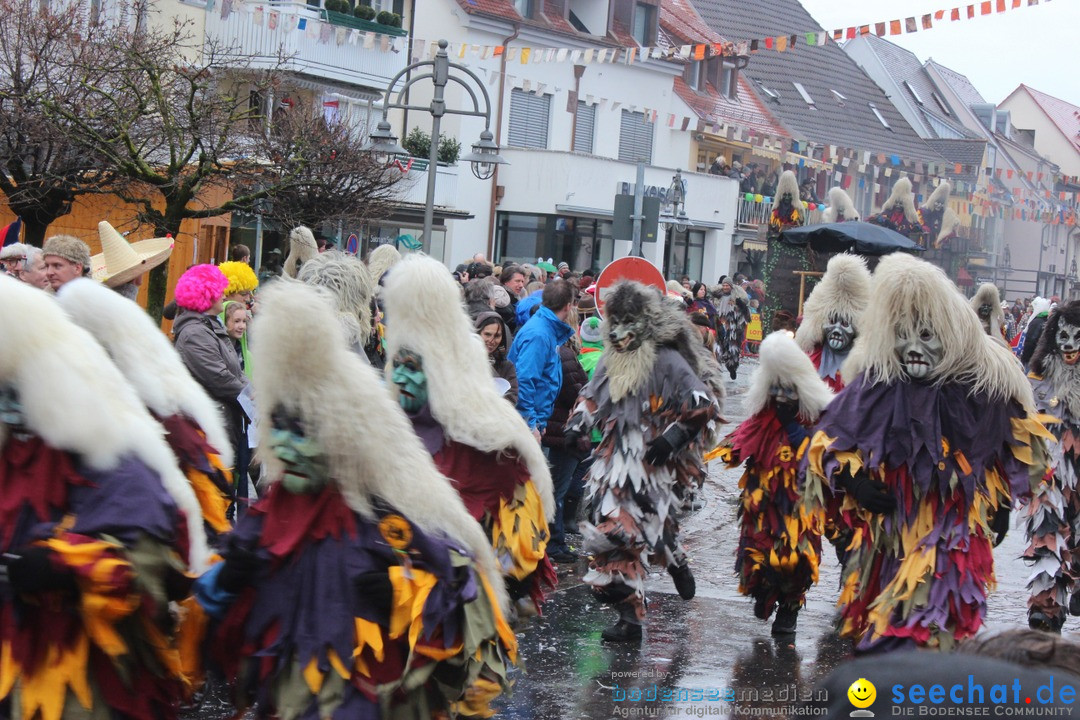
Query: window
792,82,815,108
830,89,846,105
507,88,550,149
904,80,924,105
574,102,595,154
869,102,891,130
685,61,703,91
513,0,533,19
757,81,780,102
932,91,952,116
632,2,656,46
618,110,654,164
568,9,589,32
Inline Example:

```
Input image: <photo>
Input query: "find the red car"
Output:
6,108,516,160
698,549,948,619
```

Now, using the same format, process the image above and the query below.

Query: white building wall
998,92,1080,178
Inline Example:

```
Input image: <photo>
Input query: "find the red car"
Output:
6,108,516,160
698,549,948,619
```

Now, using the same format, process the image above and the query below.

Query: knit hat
580,315,603,344
491,283,511,309
43,234,91,271
174,264,228,312
89,221,174,288
558,261,569,272
577,294,596,315
219,260,259,295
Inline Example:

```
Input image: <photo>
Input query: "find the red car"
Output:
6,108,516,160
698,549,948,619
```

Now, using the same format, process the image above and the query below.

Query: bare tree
0,0,123,245
257,103,401,232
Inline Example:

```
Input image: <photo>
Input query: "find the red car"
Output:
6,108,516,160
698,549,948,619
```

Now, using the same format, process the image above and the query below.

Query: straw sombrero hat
90,221,174,287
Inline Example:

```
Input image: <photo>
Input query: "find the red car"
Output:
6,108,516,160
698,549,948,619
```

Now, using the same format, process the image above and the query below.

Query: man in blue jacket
509,279,575,443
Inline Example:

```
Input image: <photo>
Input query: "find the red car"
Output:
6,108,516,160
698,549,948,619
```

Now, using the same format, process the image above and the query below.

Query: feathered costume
798,254,1051,652
715,333,832,633
566,282,723,639
297,250,375,359
382,255,555,612
710,281,751,378
821,187,860,224
283,225,318,279
767,171,805,238
921,181,961,250
194,282,516,718
970,282,1007,344
0,275,207,720
1024,301,1080,632
866,177,929,241
794,254,871,393
57,278,234,544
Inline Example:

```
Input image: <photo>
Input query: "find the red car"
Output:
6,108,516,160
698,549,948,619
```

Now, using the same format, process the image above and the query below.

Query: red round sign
595,257,667,316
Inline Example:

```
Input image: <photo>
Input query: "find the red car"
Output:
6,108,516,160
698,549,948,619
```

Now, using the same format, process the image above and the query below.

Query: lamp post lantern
659,169,691,233
367,39,507,251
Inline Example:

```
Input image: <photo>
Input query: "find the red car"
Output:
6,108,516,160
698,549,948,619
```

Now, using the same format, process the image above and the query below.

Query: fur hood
708,281,748,303
297,251,374,348
822,187,859,223
381,255,555,521
842,253,1034,412
970,283,1006,337
746,331,833,420
880,177,922,224
0,275,209,572
923,180,951,211
794,254,871,353
773,170,801,205
1031,297,1051,317
283,226,318,279
603,281,726,406
1030,300,1080,376
366,244,402,290
250,281,507,609
56,278,233,466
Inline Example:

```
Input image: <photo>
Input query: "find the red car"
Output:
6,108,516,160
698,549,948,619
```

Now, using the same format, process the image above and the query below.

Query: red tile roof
1013,84,1080,156
454,0,625,46
674,76,789,138
660,0,724,45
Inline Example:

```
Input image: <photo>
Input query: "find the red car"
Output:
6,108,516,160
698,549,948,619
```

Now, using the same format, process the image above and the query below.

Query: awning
956,267,974,287
783,152,833,171
740,238,768,252
752,146,782,161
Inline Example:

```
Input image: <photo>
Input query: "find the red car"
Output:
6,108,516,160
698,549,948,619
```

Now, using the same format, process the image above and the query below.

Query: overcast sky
798,0,1079,107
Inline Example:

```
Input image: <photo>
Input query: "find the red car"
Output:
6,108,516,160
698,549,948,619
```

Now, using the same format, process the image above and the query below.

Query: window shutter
574,102,595,154
507,89,550,149
618,110,653,164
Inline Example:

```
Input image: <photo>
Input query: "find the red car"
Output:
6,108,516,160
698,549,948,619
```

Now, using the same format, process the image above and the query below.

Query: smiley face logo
847,678,876,710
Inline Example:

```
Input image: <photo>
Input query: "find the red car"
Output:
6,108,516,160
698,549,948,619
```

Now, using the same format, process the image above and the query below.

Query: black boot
728,366,738,380
1028,609,1064,634
668,563,696,600
771,604,799,636
601,604,642,643
1070,591,1080,618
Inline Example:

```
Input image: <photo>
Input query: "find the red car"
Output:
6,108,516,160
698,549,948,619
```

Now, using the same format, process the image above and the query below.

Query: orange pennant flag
997,0,1006,10
777,35,788,51
493,46,504,56
694,44,705,59
890,19,902,34
922,14,933,28
935,10,945,19
951,7,961,20
981,1,991,14
955,163,963,174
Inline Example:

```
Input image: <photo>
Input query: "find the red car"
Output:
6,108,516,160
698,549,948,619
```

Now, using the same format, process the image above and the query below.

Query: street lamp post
659,169,691,275
367,39,507,250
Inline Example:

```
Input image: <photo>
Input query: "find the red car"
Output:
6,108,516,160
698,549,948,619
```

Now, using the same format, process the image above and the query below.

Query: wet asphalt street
183,359,1078,719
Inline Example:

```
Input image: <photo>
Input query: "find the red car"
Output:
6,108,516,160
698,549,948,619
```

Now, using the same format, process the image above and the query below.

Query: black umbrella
779,221,924,256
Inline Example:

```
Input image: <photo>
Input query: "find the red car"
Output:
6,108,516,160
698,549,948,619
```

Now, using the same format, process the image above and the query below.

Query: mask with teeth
607,316,648,353
823,314,855,353
894,325,944,381
1056,322,1080,366
391,349,429,412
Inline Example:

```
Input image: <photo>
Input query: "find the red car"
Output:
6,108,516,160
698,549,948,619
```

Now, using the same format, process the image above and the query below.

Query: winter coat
1021,313,1048,367
507,305,574,431
475,311,519,406
542,342,588,450
173,308,248,450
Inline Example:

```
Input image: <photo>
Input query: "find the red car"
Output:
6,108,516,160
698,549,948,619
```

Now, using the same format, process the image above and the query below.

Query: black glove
837,467,897,514
563,427,583,451
6,546,76,595
218,543,263,595
990,504,1011,547
644,435,674,466
355,571,394,623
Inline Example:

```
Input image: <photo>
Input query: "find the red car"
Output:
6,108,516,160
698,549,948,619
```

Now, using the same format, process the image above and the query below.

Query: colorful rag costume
382,255,555,613
1023,301,1080,632
712,281,751,379
767,171,805,238
920,181,961,249
866,177,929,241
0,275,207,720
794,254,871,393
566,282,723,641
196,281,516,718
713,332,832,636
798,254,1049,652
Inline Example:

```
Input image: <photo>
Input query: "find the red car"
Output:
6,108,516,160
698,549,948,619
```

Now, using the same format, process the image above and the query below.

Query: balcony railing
736,197,823,229
205,1,407,94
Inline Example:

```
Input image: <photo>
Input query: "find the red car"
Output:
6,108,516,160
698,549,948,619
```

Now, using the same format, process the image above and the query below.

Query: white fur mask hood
381,254,555,521
0,275,209,572
250,281,508,609
284,225,318,279
56,278,233,466
822,187,859,223
747,331,834,420
794,254,871,353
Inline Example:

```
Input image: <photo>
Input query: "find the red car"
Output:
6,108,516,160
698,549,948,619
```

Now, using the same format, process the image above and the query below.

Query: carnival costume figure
565,282,723,642
716,332,832,637
794,254,871,393
0,275,208,720
821,187,860,223
970,282,1008,345
711,278,751,380
381,255,556,617
866,177,929,242
1024,300,1080,633
767,171,806,239
296,250,376,361
799,254,1050,652
57,278,234,545
193,282,517,718
283,225,318,279
921,181,961,250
